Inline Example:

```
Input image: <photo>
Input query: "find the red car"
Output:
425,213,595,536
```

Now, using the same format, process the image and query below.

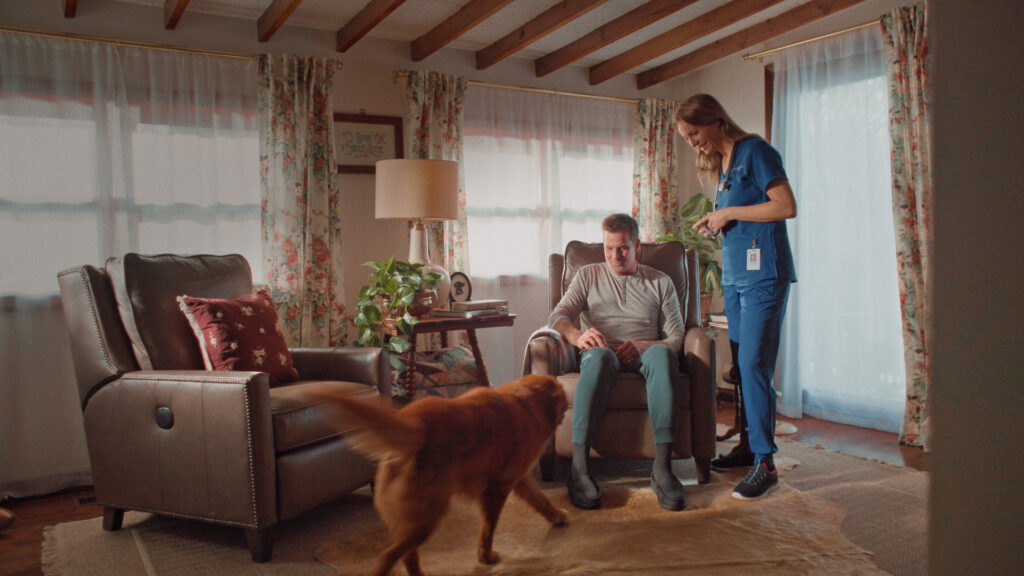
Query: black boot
567,443,601,509
711,442,755,471
651,443,686,510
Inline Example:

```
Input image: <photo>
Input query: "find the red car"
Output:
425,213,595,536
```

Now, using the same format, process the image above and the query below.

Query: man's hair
602,213,639,242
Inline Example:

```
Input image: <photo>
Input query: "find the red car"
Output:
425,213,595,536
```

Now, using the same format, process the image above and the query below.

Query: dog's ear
529,375,568,425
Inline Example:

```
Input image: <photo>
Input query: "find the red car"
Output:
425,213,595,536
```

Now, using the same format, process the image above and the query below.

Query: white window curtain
772,25,907,432
0,30,259,497
462,86,634,385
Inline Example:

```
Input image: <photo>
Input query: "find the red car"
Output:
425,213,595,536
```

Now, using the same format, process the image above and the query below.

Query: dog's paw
478,548,501,565
551,508,569,526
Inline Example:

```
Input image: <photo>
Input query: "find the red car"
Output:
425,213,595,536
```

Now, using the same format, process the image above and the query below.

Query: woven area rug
42,439,927,576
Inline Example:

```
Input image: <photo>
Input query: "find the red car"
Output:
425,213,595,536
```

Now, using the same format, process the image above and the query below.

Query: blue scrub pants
571,344,679,446
723,278,791,458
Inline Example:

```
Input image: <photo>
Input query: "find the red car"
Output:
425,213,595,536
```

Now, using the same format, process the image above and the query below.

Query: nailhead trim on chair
241,382,261,529
60,268,123,409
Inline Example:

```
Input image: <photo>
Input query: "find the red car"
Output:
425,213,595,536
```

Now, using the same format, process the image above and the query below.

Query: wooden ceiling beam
63,0,77,18
336,0,407,52
412,0,516,62
590,0,784,85
164,0,192,30
636,0,870,89
257,0,305,43
535,0,697,78
476,0,611,70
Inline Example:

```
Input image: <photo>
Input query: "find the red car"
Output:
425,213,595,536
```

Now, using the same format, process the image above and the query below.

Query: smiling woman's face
676,119,723,157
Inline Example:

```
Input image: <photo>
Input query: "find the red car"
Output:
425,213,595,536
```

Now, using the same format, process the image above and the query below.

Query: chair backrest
58,253,252,408
58,265,139,408
548,240,701,329
106,253,252,371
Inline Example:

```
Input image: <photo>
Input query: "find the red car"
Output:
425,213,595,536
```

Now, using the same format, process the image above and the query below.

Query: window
0,32,260,298
772,25,906,432
463,86,634,278
460,85,634,386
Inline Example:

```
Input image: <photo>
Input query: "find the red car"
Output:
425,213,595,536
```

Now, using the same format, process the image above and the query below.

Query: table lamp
375,158,459,307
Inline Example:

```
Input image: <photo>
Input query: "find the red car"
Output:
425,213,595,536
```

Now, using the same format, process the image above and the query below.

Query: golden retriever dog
332,374,569,576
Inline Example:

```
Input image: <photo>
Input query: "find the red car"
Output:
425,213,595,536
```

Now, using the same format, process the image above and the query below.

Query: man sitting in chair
548,213,688,511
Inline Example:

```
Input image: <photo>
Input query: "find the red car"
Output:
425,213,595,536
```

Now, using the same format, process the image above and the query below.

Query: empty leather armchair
524,241,716,484
57,253,390,562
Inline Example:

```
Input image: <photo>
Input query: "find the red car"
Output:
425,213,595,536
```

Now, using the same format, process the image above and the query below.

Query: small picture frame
334,113,403,174
449,272,471,303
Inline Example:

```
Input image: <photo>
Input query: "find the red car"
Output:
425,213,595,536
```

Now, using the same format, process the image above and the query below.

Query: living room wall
0,0,922,498
0,0,913,336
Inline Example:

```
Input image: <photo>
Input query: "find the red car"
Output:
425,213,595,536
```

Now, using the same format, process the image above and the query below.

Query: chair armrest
682,328,717,457
290,347,391,397
523,328,579,376
82,370,276,529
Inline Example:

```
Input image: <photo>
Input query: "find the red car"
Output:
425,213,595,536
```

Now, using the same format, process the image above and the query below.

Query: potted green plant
657,193,723,315
353,256,442,354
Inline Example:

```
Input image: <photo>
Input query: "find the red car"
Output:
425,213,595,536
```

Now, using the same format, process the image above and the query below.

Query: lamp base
407,221,451,309
424,263,451,309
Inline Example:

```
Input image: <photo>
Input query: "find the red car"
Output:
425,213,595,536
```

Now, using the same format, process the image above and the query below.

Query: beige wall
0,0,915,328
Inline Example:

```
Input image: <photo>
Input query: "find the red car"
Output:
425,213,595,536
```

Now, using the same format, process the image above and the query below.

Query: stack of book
707,312,728,329
434,298,510,318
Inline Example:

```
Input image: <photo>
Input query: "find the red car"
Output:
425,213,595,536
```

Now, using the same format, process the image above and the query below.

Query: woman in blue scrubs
674,94,797,500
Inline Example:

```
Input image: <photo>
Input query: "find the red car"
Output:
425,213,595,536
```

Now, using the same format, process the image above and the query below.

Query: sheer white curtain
772,25,907,432
0,31,259,497
462,86,633,385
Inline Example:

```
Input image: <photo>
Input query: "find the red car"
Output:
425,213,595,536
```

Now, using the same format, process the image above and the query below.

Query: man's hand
575,327,608,350
614,340,654,366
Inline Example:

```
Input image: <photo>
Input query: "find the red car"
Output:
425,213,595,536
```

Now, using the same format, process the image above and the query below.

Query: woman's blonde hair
673,94,752,186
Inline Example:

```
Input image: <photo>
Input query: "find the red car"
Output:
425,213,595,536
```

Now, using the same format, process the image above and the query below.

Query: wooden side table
381,313,517,396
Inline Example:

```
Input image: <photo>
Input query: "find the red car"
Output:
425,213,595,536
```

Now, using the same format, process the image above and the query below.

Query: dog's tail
326,395,424,461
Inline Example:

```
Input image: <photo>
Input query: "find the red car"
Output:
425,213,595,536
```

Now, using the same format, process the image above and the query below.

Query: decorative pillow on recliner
177,290,299,384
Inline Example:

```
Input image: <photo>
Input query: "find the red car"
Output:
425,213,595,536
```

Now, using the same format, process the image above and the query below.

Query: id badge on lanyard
747,239,761,271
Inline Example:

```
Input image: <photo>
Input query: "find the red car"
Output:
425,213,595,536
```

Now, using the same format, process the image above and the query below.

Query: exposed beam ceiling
258,0,305,43
412,0,518,62
534,0,699,78
87,0,877,89
589,0,786,85
337,0,408,52
636,0,871,89
164,0,191,30
476,0,611,70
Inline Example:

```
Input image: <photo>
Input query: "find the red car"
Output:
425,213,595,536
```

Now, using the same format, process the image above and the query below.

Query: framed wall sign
333,113,403,174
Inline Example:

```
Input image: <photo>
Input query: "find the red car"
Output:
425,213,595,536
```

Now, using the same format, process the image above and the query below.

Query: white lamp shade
374,159,459,221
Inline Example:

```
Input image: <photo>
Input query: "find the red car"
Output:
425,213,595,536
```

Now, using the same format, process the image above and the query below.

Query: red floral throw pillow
177,291,298,385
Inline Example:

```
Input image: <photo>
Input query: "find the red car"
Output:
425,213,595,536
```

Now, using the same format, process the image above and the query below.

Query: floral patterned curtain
632,98,680,241
882,4,932,449
257,55,346,347
403,70,469,274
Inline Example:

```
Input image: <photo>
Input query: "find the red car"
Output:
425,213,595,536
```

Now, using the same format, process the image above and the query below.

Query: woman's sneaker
731,461,778,500
711,443,755,471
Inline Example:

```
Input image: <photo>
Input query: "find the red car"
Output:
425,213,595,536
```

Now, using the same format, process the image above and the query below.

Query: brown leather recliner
523,241,716,484
57,253,389,562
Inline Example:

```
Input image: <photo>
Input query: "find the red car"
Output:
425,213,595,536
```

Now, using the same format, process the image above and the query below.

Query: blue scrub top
716,137,797,287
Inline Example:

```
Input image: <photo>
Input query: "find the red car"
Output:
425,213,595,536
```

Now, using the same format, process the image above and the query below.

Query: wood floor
0,402,928,575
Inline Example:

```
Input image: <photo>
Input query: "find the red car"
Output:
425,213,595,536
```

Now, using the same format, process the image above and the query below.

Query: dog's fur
332,375,569,576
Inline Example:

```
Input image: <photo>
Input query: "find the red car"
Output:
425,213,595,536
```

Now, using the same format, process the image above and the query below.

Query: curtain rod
394,71,637,104
0,25,344,69
742,19,880,62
